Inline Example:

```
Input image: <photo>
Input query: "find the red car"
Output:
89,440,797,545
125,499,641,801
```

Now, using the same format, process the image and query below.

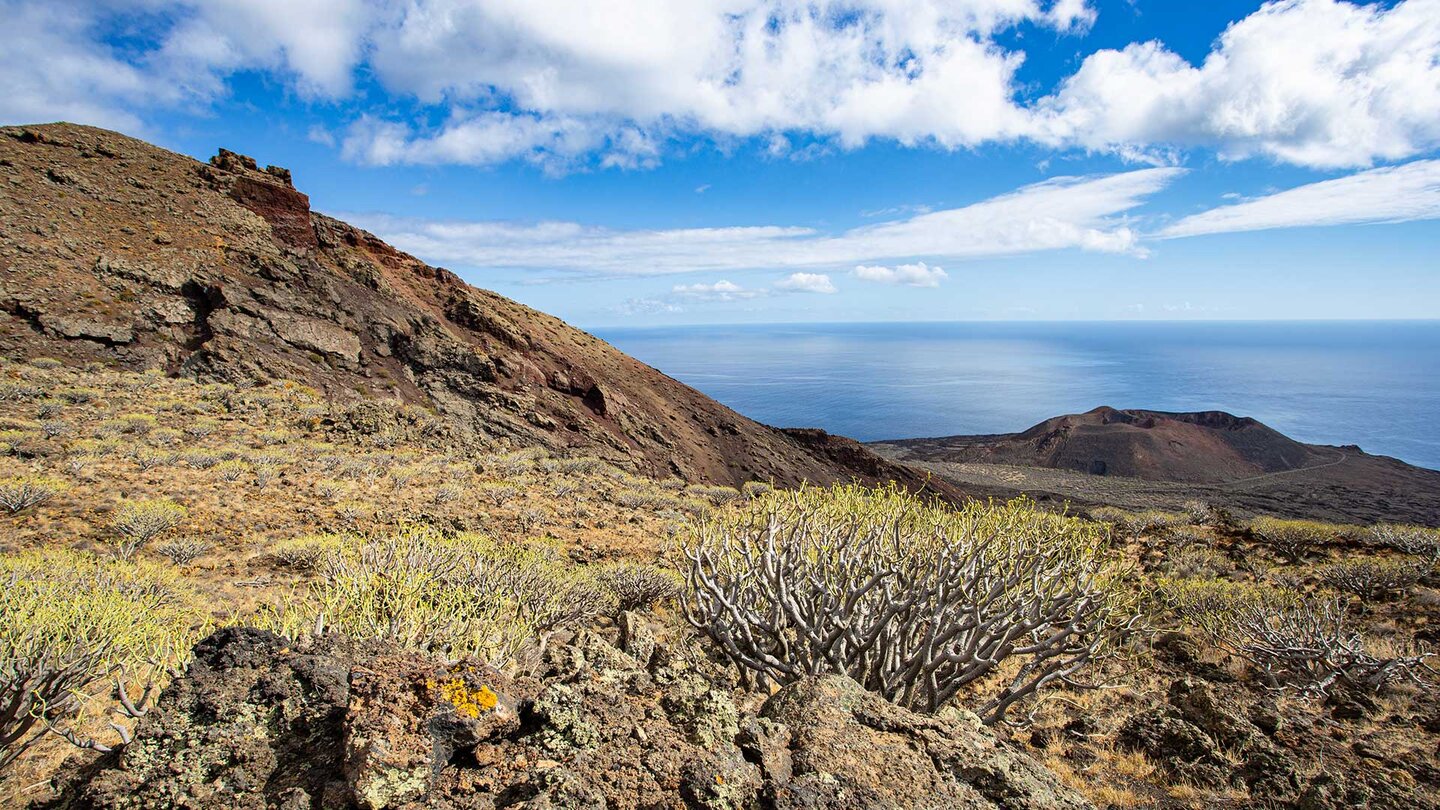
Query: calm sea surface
592,321,1440,472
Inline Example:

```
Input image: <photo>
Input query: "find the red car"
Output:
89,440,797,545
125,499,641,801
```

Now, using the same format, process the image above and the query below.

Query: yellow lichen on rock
430,677,499,719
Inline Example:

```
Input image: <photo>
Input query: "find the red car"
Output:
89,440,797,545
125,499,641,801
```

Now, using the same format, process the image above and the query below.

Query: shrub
1121,510,1186,535
741,481,774,500
0,475,68,514
1367,524,1440,559
478,481,521,507
594,560,682,613
119,413,157,435
256,529,608,666
681,484,1135,723
56,387,101,405
0,551,201,769
154,538,209,566
28,357,63,370
1165,525,1212,549
685,484,741,505
1320,556,1432,601
110,499,187,560
269,535,342,571
1158,579,1432,694
215,459,250,482
1250,516,1336,563
0,382,42,403
1163,545,1230,579
1181,500,1213,524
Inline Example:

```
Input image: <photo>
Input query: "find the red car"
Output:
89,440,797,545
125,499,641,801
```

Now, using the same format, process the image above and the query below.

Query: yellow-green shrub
1249,516,1340,562
0,550,203,770
0,475,68,514
110,498,187,559
256,529,610,667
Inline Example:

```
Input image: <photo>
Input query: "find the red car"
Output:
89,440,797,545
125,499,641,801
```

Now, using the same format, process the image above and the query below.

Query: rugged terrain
874,407,1440,525
0,123,945,494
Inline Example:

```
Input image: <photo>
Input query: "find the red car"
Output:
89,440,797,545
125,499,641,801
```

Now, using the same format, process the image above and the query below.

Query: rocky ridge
0,123,951,493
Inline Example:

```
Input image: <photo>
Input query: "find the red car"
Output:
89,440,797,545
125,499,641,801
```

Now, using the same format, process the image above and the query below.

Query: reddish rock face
228,174,318,251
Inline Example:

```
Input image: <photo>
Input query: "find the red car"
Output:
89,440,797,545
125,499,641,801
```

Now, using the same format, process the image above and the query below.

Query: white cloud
1038,0,1440,168
346,166,1181,275
8,0,1435,172
671,279,764,302
1161,159,1440,238
774,272,838,294
854,261,949,287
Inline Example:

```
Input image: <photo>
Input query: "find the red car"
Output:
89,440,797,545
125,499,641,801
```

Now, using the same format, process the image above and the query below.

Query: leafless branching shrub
1250,516,1336,563
154,538,209,566
110,499,187,560
0,476,68,514
681,484,1136,723
594,560,682,613
1160,579,1433,695
1367,524,1440,560
1321,556,1432,601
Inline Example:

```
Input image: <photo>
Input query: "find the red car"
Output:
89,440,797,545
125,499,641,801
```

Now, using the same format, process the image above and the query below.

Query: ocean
593,320,1440,472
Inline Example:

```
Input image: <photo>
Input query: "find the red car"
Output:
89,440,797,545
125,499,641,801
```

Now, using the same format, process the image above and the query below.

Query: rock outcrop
0,123,958,493
53,627,1092,810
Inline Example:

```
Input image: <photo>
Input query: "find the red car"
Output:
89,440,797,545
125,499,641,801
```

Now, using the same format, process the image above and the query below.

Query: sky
2,0,1438,327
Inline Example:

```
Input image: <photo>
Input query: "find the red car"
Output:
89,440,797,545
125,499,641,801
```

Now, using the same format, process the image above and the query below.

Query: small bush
594,560,682,613
682,484,1135,722
1163,545,1230,579
154,538,209,566
0,382,42,402
57,387,101,405
110,499,187,560
257,529,608,666
1250,516,1337,563
1320,556,1432,601
1367,524,1440,559
1181,499,1213,524
269,535,342,571
215,459,250,482
478,481,521,507
0,475,68,514
1158,578,1431,694
0,551,201,770
741,481,774,500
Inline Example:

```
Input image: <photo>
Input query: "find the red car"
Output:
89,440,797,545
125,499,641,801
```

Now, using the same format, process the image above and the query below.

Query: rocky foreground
49,625,1089,810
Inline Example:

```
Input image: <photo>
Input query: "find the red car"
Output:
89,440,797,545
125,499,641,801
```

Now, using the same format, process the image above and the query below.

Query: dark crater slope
0,123,958,496
874,407,1440,526
893,406,1326,484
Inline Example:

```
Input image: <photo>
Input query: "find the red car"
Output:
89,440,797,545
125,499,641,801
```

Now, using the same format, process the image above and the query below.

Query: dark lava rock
50,627,1094,810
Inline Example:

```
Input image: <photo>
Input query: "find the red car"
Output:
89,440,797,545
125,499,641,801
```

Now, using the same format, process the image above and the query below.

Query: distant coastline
596,320,1440,471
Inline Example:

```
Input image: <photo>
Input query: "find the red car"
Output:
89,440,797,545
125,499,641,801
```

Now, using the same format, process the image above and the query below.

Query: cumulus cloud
774,272,838,294
853,261,949,287
1037,0,1440,168
671,279,764,302
1160,159,1440,238
6,0,1435,171
345,166,1180,275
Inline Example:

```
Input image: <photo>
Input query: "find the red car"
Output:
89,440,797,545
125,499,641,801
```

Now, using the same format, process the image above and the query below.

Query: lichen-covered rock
757,676,1093,810
51,627,1094,810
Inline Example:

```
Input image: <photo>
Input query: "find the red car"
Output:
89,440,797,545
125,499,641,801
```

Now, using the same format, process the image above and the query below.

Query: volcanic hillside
0,123,950,493
886,406,1328,484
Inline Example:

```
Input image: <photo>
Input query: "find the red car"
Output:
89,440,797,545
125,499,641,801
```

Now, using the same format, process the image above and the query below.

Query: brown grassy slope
0,123,951,494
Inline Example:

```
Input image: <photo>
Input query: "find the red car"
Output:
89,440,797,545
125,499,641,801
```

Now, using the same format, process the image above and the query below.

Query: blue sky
3,0,1438,327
